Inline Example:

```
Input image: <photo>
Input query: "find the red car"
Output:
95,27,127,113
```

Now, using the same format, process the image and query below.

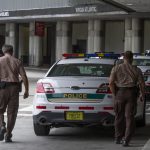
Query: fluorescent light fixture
126,3,133,6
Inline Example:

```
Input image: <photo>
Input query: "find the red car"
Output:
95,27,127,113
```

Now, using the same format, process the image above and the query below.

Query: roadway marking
4,105,33,117
19,105,33,112
18,105,33,116
17,114,33,117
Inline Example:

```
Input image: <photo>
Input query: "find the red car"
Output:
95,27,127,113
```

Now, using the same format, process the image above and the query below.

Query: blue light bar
104,53,120,59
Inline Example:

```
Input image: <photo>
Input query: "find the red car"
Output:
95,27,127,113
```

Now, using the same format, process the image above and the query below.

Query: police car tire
33,123,50,136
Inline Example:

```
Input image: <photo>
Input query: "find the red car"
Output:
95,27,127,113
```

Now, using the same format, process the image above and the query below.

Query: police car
132,55,150,102
33,53,145,136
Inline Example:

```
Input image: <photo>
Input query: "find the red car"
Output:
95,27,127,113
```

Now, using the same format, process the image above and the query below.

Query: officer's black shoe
122,140,129,147
0,126,6,141
115,138,122,144
5,133,12,143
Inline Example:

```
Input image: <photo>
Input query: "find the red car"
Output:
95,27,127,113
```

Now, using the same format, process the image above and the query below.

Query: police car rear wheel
33,123,50,136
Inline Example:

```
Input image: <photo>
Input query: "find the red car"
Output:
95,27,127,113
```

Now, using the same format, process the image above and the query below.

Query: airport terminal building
0,0,150,66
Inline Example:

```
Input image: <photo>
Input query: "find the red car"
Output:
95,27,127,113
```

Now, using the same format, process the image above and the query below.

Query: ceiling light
126,3,133,6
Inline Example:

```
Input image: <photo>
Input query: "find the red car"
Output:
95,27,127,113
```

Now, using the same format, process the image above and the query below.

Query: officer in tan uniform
109,51,145,147
0,44,29,142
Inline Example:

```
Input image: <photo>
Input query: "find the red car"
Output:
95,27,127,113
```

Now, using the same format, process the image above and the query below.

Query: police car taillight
36,83,55,93
96,83,112,94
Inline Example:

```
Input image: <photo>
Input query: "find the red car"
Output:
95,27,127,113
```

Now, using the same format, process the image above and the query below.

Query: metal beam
100,0,136,12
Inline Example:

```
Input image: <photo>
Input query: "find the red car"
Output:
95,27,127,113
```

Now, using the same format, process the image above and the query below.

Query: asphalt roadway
0,67,150,150
20,67,150,150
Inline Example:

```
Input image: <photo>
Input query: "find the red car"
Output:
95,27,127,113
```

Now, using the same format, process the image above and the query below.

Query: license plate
65,111,83,121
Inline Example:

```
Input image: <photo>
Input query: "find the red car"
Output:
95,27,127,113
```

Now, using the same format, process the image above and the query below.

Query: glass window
133,59,150,66
47,63,113,77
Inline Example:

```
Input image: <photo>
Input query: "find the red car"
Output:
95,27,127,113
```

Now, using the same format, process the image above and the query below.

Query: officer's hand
24,91,29,99
139,93,145,102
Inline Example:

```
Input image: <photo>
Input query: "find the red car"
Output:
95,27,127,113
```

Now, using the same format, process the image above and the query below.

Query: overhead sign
35,22,45,37
75,6,97,13
0,11,9,17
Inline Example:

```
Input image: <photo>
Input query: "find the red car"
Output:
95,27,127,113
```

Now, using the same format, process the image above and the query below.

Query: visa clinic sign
75,6,97,13
0,11,9,17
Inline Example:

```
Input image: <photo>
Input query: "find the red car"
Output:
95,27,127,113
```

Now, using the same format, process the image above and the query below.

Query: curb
142,139,150,150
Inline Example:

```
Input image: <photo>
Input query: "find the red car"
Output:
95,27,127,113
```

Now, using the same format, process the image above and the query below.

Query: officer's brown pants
114,87,137,142
0,85,19,135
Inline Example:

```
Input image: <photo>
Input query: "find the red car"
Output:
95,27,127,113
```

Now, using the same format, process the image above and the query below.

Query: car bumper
33,111,115,127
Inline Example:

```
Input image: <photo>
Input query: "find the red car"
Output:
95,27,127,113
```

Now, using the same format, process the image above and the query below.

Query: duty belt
5,82,19,86
1,82,19,86
118,86,137,90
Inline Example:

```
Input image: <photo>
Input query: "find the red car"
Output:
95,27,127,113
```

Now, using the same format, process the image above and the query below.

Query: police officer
109,51,145,147
0,44,29,142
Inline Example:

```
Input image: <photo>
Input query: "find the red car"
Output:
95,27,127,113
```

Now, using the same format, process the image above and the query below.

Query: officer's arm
19,61,29,99
109,81,116,96
138,69,145,101
21,74,29,99
109,67,117,96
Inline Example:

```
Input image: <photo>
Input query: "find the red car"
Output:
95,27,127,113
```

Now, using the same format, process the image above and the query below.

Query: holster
0,82,6,89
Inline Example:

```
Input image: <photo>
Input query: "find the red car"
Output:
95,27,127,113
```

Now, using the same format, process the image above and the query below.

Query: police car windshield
47,63,113,77
133,59,150,66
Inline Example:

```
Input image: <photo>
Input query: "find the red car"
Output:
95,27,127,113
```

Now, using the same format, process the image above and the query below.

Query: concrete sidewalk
142,139,150,150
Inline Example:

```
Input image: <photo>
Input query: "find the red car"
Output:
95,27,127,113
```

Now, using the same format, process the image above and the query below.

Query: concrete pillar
56,22,62,60
29,22,43,66
34,36,43,66
132,18,142,53
5,23,18,56
94,20,105,52
56,21,71,60
124,18,142,53
29,22,34,66
5,24,10,44
88,20,105,53
88,20,94,53
18,26,24,59
62,21,71,53
9,23,16,49
124,18,132,51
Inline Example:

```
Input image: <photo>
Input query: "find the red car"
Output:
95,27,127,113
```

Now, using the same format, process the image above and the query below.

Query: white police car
132,55,150,102
33,53,145,136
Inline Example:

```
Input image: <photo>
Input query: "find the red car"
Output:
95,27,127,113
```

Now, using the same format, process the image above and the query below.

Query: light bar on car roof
96,53,120,59
62,53,120,59
62,53,84,58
